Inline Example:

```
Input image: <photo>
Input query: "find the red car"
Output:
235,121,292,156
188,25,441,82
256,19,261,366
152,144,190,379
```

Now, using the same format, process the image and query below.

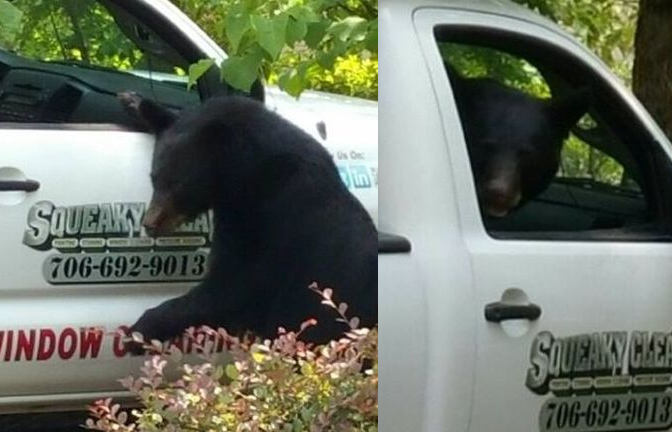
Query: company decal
527,330,672,432
23,150,374,284
332,150,377,190
22,201,213,285
0,326,227,361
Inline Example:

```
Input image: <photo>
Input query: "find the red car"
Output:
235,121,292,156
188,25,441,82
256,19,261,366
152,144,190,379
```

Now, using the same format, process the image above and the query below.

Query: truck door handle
0,179,40,192
484,301,542,322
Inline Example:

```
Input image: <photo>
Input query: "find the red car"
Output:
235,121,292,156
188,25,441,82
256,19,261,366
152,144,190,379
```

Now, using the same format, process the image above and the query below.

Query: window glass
435,35,669,239
4,0,187,76
0,0,198,126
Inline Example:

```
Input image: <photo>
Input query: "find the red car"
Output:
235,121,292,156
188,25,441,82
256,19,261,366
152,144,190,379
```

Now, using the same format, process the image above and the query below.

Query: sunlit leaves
286,15,308,44
328,16,367,43
304,20,330,48
251,14,288,60
512,0,638,85
278,63,308,97
0,0,377,99
6,1,144,70
224,2,250,53
187,58,215,90
87,285,378,431
221,45,264,91
365,18,377,53
0,0,22,46
456,0,639,190
171,0,377,98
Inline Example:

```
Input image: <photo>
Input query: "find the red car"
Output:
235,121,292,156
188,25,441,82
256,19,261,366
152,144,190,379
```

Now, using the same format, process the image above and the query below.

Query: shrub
268,53,378,100
85,284,378,432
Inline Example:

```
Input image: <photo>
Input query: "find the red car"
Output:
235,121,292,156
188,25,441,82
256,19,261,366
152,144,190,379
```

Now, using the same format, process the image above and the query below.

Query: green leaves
285,15,308,44
187,58,215,90
178,0,378,98
251,14,288,60
512,0,637,84
317,49,339,69
224,363,239,380
278,65,306,97
221,46,264,91
328,16,368,42
304,20,330,49
224,4,250,53
366,18,378,53
0,0,23,46
89,326,378,431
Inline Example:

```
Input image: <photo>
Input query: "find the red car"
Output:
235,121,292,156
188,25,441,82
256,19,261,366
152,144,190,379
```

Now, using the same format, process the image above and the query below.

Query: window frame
414,8,672,242
0,0,245,131
104,0,228,99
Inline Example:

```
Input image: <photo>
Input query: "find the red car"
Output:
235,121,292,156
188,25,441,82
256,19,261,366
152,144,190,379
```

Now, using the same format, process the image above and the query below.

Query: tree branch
63,0,90,63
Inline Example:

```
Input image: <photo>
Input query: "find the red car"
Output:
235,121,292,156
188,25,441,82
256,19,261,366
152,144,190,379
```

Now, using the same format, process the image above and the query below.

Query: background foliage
0,0,378,100
86,286,378,432
513,0,638,84
445,0,640,188
170,0,378,99
1,0,147,69
513,0,638,186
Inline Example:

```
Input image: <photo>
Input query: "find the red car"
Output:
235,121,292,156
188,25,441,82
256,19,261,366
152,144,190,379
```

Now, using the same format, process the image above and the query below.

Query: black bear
447,66,589,217
118,92,377,351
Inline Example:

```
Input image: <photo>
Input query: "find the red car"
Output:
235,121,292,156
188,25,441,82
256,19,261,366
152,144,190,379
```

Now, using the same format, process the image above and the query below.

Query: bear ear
118,92,177,133
547,87,591,133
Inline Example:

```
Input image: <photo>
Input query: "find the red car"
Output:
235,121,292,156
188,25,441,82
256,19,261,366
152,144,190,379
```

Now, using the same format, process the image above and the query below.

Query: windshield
0,0,188,79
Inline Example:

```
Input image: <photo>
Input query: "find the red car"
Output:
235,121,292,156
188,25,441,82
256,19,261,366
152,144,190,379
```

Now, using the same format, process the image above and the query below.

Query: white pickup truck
0,0,377,429
380,1,672,432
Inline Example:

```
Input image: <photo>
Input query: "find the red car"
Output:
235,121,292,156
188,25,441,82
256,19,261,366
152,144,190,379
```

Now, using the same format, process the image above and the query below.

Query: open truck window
0,0,199,127
435,27,672,241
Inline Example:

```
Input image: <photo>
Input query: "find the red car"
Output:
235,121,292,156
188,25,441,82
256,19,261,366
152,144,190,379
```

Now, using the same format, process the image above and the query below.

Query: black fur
447,68,589,217
119,93,377,350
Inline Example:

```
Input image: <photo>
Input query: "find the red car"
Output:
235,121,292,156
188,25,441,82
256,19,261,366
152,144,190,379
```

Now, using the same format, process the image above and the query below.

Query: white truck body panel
0,0,377,414
381,1,672,431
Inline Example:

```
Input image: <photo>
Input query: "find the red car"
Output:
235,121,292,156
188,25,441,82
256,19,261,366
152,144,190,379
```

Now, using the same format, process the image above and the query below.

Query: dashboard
0,49,199,128
486,177,652,237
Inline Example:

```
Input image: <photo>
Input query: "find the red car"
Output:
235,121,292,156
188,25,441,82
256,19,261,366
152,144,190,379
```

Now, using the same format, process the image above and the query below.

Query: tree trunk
633,0,672,141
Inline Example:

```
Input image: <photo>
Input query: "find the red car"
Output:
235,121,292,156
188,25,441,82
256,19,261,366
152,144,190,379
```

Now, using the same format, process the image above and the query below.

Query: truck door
416,8,672,432
0,0,221,407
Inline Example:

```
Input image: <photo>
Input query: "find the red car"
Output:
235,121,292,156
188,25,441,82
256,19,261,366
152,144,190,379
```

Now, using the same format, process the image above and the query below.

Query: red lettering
58,328,77,360
79,327,103,359
112,326,129,358
37,329,56,361
15,330,36,361
4,330,13,361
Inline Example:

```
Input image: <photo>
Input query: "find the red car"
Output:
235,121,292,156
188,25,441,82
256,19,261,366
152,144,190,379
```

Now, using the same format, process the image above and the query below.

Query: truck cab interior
437,26,672,241
0,0,261,130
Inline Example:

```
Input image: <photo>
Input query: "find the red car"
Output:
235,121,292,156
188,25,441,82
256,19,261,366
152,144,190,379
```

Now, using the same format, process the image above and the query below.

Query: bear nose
142,213,161,237
143,223,158,238
483,180,514,203
481,180,522,217
144,225,158,238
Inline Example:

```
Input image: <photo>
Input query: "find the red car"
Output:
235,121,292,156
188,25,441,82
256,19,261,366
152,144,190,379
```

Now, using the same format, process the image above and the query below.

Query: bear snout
143,199,183,236
481,180,522,218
